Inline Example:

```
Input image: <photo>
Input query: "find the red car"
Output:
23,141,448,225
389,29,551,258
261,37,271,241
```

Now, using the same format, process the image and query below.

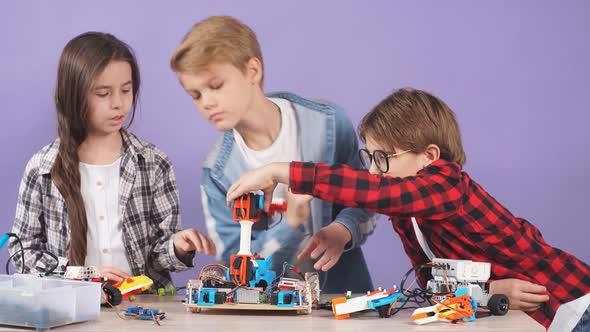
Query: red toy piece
228,193,287,285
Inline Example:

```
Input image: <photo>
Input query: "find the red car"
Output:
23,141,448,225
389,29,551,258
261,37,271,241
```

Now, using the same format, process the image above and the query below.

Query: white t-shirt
548,293,590,332
79,157,132,276
233,97,302,200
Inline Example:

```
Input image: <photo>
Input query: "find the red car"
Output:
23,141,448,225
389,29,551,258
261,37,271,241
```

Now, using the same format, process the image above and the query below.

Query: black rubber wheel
376,305,391,318
488,294,509,316
103,284,122,306
255,280,268,290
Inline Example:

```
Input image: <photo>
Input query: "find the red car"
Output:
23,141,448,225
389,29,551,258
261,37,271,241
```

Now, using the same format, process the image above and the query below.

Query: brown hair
358,88,466,165
51,32,140,265
170,16,264,85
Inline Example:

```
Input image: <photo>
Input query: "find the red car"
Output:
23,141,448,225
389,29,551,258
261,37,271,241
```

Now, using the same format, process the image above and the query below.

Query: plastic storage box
0,273,101,330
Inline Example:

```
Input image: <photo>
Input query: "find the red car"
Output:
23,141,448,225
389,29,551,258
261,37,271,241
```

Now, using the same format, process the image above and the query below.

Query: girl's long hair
51,32,140,265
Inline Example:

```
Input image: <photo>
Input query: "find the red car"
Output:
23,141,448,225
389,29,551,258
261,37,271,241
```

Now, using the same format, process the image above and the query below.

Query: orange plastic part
331,296,350,320
229,254,259,285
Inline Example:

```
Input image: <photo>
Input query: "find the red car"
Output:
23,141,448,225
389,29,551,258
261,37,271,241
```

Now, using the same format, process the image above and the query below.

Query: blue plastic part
197,288,218,306
367,291,406,309
126,306,141,313
125,306,162,320
249,256,277,288
454,288,477,322
230,200,234,208
258,194,264,210
187,287,199,304
277,290,296,308
0,233,9,249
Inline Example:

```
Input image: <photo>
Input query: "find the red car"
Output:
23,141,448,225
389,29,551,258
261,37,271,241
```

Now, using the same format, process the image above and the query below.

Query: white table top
0,295,545,331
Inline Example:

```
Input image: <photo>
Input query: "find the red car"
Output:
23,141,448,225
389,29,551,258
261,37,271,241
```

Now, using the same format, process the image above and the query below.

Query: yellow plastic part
167,284,175,295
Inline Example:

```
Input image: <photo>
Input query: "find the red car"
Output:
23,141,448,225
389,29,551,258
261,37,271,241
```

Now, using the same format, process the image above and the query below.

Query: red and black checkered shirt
289,159,590,328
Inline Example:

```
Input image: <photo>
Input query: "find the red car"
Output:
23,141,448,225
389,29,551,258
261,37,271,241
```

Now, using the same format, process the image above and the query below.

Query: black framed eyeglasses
358,148,411,173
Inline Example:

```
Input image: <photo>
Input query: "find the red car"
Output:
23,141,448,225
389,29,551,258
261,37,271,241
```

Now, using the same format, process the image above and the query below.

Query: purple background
0,1,588,290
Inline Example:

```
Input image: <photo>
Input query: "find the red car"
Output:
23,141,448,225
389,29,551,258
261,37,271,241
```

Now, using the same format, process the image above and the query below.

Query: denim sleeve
331,105,377,250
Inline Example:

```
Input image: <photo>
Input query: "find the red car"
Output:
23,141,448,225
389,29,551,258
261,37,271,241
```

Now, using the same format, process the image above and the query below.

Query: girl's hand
173,228,216,257
226,162,290,211
99,266,130,283
296,222,352,272
489,278,550,311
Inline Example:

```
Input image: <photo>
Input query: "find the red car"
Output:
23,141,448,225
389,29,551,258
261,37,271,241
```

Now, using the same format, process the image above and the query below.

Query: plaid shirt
9,130,193,288
290,159,590,328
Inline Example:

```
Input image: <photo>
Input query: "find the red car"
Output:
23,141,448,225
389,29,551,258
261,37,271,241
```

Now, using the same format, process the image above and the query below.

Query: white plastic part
412,300,470,325
237,221,254,255
278,278,299,289
64,266,101,280
431,258,491,283
236,288,261,304
0,274,101,330
412,217,436,260
333,289,389,315
412,304,445,325
305,272,320,305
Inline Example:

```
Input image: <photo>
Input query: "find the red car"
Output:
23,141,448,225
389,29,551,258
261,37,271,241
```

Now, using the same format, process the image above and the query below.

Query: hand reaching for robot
173,228,216,258
226,162,291,212
297,222,352,272
489,278,549,311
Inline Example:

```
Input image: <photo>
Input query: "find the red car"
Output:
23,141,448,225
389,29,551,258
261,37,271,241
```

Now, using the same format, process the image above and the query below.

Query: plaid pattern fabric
290,159,590,328
9,130,192,288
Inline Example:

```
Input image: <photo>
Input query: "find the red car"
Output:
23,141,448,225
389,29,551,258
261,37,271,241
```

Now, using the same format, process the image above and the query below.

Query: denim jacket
200,92,376,292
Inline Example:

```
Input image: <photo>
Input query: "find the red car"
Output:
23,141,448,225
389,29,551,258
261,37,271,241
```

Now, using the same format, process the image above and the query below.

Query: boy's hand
297,222,352,272
489,278,550,311
173,228,216,258
99,266,130,283
286,189,313,228
227,162,290,211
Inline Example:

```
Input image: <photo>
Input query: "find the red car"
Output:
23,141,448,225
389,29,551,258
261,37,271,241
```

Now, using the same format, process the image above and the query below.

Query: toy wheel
189,307,201,313
255,280,268,289
376,305,391,318
488,294,509,316
103,284,122,306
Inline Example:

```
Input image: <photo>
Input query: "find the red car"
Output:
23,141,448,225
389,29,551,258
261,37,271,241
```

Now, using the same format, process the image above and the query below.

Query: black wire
14,236,25,274
319,263,453,317
265,213,283,230
378,263,447,318
389,287,432,316
401,262,454,297
318,263,442,315
3,233,25,273
390,262,461,316
6,247,60,276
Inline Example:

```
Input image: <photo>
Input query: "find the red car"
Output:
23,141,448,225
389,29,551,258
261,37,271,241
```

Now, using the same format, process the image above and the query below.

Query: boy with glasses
226,88,589,331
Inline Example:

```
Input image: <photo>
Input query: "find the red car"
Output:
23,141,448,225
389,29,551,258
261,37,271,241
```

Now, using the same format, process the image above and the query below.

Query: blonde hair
358,88,466,165
170,16,264,85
